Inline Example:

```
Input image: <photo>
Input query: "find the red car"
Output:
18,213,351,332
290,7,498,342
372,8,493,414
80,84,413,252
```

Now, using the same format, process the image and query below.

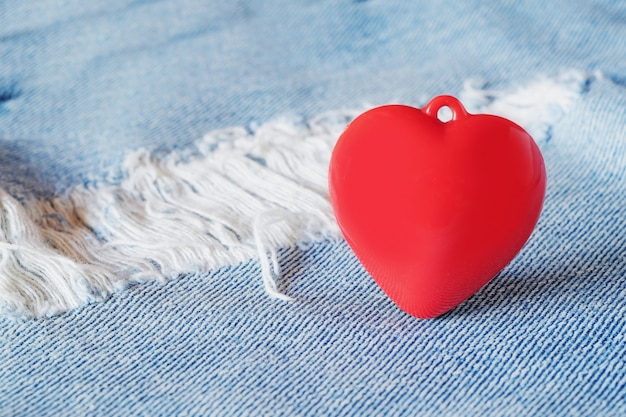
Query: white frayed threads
0,72,589,317
254,211,295,302
460,70,589,141
0,190,115,315
0,113,349,317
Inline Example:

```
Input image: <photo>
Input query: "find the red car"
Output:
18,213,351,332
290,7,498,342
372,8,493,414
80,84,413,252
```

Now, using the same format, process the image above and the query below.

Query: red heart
328,96,546,318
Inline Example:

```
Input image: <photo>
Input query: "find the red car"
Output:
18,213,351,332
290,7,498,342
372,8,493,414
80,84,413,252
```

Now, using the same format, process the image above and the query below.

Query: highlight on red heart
328,96,547,319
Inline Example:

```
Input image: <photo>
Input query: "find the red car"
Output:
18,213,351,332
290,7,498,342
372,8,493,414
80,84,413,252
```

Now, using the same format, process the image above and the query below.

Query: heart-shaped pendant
328,96,546,318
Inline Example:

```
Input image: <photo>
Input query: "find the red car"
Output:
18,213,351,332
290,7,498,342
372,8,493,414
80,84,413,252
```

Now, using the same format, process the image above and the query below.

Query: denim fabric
2,1,626,196
2,1,626,416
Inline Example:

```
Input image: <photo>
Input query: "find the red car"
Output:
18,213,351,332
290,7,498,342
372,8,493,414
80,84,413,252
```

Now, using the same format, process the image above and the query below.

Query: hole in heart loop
423,95,469,122
437,106,453,122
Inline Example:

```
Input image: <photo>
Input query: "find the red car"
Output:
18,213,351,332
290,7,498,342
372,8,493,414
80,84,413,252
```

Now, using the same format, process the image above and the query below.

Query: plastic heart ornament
328,96,546,318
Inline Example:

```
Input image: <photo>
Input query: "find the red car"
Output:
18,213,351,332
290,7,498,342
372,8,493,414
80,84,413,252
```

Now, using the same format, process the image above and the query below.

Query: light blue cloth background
2,1,626,415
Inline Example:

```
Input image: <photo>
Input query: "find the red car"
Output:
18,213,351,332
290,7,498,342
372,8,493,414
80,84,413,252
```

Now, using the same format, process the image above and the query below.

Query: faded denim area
1,1,626,416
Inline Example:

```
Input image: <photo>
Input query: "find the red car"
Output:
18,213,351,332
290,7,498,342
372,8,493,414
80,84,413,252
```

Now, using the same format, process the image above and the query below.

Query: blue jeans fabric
2,1,626,415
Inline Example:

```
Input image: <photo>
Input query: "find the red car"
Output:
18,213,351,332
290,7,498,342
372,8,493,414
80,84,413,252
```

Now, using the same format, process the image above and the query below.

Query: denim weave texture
1,1,626,416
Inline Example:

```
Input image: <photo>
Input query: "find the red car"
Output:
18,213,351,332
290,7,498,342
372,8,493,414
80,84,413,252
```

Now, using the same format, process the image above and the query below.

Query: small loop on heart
423,95,469,122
